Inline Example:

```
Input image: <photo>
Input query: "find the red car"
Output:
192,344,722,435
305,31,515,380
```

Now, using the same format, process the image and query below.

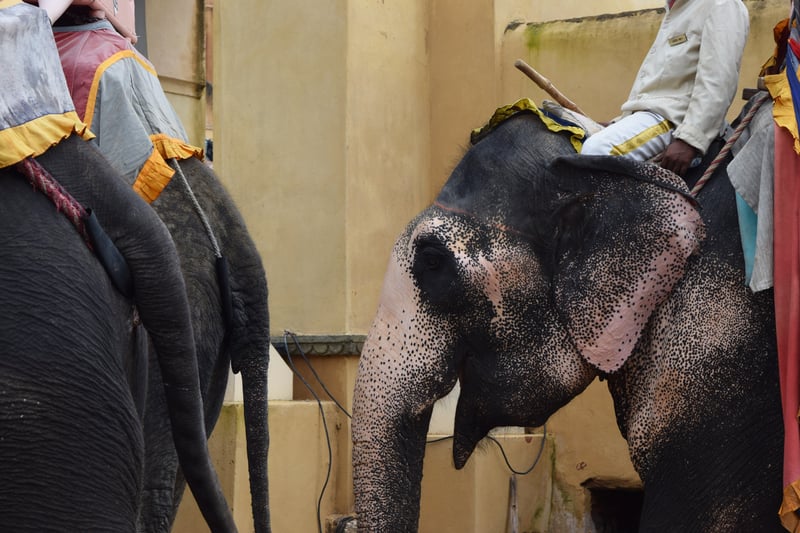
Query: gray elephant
0,134,236,532
352,105,782,531
139,155,271,533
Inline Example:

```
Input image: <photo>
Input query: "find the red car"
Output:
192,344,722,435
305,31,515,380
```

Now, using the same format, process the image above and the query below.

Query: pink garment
774,123,800,517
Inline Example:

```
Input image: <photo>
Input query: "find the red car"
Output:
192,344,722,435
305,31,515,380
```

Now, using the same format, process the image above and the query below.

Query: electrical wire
426,425,547,476
282,332,333,533
287,331,352,419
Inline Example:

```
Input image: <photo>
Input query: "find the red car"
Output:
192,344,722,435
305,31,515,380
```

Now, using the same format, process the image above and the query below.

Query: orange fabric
774,124,800,531
761,18,790,77
131,147,175,203
131,134,203,203
781,481,800,532
150,133,203,161
766,73,800,154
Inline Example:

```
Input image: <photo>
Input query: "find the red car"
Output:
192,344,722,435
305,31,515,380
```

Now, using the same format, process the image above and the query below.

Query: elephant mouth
453,427,483,469
452,393,490,470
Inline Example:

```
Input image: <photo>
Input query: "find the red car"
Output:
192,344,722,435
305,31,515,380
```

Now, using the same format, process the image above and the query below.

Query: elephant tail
240,355,271,533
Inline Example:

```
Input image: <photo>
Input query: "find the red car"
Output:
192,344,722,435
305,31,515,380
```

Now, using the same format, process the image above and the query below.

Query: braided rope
690,90,772,196
15,157,92,248
168,158,223,258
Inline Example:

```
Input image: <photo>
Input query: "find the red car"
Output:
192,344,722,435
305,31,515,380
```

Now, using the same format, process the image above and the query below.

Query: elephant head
352,112,704,530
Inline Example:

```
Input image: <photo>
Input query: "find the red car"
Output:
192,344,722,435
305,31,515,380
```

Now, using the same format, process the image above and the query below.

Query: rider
580,0,749,177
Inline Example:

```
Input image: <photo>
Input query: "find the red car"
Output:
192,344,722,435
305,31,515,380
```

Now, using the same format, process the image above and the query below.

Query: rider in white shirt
581,0,749,177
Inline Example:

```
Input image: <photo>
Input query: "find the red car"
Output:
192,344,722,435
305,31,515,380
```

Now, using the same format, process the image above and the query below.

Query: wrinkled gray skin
0,135,236,532
137,156,271,533
352,111,782,531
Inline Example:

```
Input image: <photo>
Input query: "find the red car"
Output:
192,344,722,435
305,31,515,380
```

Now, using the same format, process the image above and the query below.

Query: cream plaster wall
173,402,346,533
214,0,349,335
526,0,663,21
344,1,432,333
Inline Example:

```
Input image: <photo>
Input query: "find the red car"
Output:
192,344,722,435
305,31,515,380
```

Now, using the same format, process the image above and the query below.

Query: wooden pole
514,59,586,116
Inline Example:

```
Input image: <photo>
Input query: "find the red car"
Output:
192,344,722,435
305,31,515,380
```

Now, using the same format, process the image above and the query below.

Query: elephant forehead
406,215,468,251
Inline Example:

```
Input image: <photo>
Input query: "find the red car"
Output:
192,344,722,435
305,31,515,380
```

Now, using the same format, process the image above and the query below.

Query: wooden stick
514,59,586,116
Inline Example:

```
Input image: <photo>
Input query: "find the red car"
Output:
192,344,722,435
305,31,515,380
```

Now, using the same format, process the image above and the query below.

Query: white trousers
580,111,674,162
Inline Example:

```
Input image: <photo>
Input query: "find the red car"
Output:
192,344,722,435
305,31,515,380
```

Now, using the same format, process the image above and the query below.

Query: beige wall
214,0,350,335
344,1,432,332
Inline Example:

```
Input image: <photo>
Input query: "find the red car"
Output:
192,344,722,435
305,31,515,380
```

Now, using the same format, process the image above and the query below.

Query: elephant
138,155,271,533
0,134,237,532
351,103,783,531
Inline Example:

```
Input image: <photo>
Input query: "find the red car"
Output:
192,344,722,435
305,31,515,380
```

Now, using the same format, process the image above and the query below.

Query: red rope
15,157,92,249
690,90,772,196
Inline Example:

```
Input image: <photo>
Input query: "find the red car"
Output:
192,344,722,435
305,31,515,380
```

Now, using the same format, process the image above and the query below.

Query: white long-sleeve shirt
620,0,749,154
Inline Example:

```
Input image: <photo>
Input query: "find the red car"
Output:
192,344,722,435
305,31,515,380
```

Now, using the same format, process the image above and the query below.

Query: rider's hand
660,138,699,177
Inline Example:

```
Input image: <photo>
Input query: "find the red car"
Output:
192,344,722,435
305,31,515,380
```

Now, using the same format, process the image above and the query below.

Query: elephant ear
546,155,705,373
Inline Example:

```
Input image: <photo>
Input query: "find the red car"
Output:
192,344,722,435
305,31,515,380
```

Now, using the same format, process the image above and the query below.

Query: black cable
282,332,332,533
426,424,547,476
287,330,352,419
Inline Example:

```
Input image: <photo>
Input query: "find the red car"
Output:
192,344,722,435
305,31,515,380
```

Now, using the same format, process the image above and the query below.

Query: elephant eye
411,237,464,313
413,237,449,272
422,250,443,270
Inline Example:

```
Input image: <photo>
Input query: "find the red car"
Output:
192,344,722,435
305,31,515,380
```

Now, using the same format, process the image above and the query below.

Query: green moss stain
525,23,544,52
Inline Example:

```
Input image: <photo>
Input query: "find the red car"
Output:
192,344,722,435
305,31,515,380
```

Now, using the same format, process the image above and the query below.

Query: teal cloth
735,191,757,285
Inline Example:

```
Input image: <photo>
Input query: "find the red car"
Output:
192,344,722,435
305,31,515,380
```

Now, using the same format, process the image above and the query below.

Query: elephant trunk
352,388,431,532
239,355,271,533
352,252,457,531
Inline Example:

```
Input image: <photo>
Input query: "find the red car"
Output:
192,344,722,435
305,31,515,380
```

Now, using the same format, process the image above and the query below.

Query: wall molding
270,334,366,358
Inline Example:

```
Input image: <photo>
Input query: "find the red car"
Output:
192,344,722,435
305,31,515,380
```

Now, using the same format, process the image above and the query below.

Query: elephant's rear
0,173,144,531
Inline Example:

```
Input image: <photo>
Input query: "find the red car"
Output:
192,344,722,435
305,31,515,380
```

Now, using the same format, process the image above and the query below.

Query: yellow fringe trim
131,134,203,203
765,73,800,155
470,98,586,152
0,0,23,9
0,111,94,169
780,480,800,532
